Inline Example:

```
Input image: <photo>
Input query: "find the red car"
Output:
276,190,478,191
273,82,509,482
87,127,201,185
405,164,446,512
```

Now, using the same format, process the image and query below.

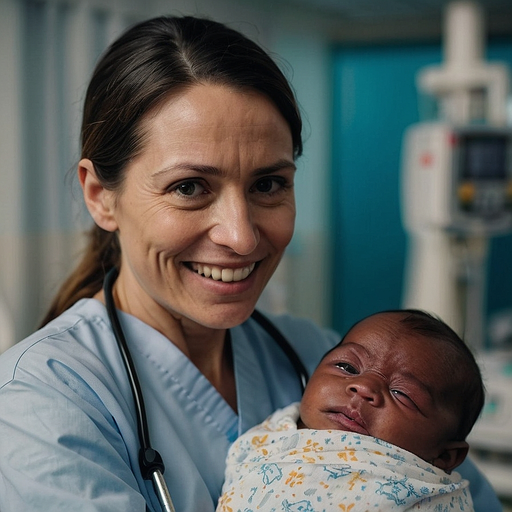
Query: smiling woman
0,14,502,512
79,84,297,338
0,15,337,512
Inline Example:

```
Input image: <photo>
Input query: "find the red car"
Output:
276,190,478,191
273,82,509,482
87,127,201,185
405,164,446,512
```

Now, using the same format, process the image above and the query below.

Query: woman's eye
252,177,286,195
171,180,206,198
335,362,358,374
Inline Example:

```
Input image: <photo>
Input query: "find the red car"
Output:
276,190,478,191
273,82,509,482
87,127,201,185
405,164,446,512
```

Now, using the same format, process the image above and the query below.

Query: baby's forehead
342,312,422,347
345,311,455,350
358,311,411,329
335,320,460,381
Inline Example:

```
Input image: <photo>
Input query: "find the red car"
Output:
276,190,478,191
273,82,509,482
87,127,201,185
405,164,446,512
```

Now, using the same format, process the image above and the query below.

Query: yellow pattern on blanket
217,403,474,512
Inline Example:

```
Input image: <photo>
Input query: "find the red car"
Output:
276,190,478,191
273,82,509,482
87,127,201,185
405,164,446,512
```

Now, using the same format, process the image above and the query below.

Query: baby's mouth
189,262,256,283
328,407,370,436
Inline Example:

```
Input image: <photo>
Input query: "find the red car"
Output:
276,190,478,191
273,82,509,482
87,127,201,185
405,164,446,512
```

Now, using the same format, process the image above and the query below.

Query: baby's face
299,312,460,465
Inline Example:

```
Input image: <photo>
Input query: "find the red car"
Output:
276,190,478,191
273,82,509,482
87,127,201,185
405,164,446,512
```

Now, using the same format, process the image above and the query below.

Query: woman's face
101,84,296,331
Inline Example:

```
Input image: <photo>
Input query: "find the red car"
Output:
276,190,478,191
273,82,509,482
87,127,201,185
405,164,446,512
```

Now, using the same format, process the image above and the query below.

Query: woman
0,16,501,512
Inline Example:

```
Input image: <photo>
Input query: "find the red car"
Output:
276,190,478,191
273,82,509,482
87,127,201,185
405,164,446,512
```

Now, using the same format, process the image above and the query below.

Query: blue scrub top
0,299,502,511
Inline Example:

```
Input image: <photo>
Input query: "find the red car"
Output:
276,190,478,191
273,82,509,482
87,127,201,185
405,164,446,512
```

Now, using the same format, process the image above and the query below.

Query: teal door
331,39,512,343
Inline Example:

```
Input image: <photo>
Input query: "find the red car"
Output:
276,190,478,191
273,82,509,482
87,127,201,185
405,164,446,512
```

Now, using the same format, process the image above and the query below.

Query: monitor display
461,134,508,180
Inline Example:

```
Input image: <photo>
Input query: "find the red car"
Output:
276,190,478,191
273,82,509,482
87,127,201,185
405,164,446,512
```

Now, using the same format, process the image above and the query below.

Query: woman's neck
94,287,238,412
187,329,237,412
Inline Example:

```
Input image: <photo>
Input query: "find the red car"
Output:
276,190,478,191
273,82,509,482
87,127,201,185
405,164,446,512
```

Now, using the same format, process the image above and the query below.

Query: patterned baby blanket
217,403,473,512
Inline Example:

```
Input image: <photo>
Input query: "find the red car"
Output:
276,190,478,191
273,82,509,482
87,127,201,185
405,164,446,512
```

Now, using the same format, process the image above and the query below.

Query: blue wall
331,39,512,339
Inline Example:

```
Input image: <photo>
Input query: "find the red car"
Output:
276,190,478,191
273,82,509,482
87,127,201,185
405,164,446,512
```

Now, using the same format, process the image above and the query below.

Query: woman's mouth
189,262,256,282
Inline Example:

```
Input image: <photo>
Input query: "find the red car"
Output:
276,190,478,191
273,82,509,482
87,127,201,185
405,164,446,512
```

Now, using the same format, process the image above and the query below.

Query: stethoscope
103,267,309,512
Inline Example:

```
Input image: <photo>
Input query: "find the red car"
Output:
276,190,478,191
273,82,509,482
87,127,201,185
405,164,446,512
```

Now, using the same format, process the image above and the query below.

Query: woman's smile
188,262,257,282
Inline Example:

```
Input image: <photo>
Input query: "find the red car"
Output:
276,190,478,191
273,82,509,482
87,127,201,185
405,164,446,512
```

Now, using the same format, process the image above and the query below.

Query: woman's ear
78,159,118,232
431,441,469,473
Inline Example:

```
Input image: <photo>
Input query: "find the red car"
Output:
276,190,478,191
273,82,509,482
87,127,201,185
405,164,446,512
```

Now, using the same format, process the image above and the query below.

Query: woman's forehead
140,84,290,133
132,84,294,168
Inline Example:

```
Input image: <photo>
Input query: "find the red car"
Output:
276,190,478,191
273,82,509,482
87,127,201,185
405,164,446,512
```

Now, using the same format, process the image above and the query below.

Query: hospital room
0,0,511,510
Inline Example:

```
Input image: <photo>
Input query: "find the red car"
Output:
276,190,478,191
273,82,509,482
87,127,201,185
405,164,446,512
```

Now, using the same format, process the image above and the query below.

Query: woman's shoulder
0,299,113,387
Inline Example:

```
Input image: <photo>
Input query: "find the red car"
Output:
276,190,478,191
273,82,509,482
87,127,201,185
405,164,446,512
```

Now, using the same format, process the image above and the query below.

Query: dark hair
40,15,302,326
335,309,485,442
397,309,484,440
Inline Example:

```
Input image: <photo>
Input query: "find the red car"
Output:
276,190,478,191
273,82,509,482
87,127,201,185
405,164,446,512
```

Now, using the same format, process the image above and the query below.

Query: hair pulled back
40,16,303,326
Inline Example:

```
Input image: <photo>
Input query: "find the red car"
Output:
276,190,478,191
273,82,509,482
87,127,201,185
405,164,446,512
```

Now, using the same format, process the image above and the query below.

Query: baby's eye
335,362,358,374
391,389,418,409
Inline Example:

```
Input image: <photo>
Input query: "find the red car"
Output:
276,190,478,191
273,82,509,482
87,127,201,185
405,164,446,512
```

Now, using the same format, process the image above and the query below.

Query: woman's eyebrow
152,159,296,179
151,163,221,178
252,159,297,175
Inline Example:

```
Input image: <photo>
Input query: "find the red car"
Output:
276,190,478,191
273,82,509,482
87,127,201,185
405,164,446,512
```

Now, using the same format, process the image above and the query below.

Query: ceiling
267,0,512,41
280,0,512,21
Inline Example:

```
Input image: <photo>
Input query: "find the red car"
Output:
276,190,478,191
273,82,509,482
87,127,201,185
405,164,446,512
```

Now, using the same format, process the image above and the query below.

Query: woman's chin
198,303,257,330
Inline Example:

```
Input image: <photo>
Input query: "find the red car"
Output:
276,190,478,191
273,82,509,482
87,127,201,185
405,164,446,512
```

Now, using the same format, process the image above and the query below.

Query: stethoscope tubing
104,267,175,512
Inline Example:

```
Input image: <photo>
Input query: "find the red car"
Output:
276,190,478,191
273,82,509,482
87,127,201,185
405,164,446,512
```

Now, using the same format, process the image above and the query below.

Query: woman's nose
346,375,384,406
209,194,260,255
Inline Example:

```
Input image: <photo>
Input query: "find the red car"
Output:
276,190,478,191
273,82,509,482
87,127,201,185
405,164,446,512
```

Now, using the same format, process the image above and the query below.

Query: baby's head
299,309,484,472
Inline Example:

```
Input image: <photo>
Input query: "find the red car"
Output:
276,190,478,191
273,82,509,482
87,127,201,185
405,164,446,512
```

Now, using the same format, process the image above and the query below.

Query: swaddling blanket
218,403,473,512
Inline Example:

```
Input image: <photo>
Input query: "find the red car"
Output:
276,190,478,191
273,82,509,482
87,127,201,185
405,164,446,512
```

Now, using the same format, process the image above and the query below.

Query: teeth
222,269,234,282
193,263,255,282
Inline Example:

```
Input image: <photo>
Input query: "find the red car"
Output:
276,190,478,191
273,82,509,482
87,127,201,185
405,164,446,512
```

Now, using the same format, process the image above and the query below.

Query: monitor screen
461,134,508,180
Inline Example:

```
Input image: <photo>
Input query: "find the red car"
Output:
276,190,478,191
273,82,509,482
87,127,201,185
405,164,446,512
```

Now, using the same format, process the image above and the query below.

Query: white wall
0,0,23,353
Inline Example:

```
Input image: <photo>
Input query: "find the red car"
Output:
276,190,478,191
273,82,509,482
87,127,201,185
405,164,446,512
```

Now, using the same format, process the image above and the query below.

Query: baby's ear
432,441,469,473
